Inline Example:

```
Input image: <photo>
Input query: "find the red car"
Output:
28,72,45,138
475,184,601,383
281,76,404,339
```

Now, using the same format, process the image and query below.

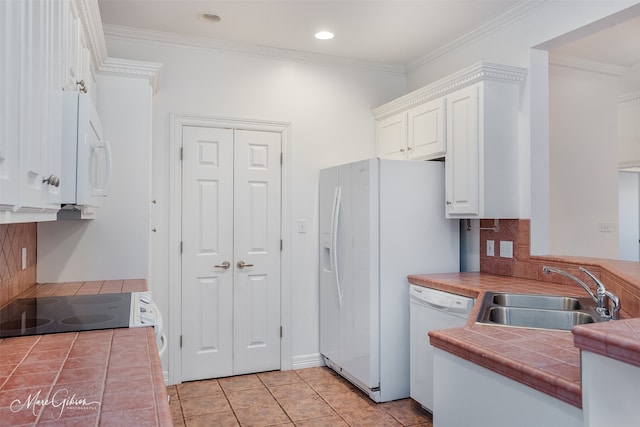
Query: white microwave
60,92,112,209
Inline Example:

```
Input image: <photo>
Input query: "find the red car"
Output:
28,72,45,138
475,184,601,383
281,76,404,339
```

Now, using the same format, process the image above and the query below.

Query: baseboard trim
291,353,325,370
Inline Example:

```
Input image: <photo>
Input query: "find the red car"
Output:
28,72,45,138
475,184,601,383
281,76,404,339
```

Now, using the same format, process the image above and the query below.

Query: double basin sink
476,292,608,331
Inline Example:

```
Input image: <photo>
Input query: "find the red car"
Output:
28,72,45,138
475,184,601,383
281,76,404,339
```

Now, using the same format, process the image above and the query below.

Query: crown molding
102,24,406,75
73,0,108,70
549,55,628,77
99,58,163,93
372,62,527,119
406,0,549,72
619,90,640,106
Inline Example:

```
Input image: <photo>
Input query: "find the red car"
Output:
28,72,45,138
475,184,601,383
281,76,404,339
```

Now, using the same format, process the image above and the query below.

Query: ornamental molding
99,58,164,93
619,91,640,107
371,62,528,119
73,0,108,71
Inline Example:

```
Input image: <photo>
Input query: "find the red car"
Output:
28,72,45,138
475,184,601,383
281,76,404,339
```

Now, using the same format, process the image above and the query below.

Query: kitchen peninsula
409,255,640,427
0,280,171,426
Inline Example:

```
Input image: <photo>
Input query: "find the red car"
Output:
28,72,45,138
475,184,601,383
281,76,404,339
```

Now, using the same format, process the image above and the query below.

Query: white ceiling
97,0,640,69
97,0,525,67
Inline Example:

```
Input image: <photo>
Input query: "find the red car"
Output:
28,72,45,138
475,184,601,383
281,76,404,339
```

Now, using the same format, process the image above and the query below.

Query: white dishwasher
409,284,474,412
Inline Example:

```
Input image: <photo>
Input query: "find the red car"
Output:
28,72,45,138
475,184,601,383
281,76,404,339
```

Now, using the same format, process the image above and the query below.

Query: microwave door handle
102,140,112,195
91,139,112,196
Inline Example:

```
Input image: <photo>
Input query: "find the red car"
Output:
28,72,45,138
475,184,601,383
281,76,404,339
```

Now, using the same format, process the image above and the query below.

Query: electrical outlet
500,241,513,259
486,240,495,257
599,222,614,233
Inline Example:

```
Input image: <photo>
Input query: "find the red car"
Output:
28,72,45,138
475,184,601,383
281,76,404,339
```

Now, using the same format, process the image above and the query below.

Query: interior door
232,129,282,375
181,126,282,381
181,126,234,381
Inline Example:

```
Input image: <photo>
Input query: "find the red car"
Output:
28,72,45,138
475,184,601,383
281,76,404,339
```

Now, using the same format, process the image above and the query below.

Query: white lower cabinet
433,348,582,427
581,351,640,427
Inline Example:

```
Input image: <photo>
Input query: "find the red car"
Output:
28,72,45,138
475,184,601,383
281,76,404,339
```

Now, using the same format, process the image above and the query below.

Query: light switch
297,219,307,234
486,240,494,257
22,248,27,270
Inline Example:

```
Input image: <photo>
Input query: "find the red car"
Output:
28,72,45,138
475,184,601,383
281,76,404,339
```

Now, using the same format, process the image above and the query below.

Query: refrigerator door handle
331,186,343,307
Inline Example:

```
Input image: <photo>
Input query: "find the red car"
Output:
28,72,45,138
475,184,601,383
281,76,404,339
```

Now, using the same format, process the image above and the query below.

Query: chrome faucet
542,266,620,320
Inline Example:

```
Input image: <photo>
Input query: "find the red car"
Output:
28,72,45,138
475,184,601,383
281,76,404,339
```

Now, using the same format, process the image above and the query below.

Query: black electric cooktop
0,293,132,339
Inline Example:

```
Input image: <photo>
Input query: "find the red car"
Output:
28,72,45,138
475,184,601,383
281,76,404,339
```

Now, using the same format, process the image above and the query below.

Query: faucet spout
542,266,620,320
542,266,598,303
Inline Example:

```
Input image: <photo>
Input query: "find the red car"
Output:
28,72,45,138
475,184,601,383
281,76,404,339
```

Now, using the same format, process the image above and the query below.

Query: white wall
104,33,407,370
548,64,619,258
37,74,153,282
407,0,640,256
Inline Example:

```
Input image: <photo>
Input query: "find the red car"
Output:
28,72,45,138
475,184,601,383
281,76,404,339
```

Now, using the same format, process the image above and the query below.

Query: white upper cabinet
407,99,446,160
376,98,445,161
377,113,407,159
373,62,527,219
0,0,106,224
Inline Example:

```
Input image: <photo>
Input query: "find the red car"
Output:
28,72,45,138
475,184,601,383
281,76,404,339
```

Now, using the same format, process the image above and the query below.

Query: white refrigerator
319,158,459,402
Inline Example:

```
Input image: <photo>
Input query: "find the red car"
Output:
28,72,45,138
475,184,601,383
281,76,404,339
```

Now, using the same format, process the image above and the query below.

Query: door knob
214,261,230,269
236,261,254,269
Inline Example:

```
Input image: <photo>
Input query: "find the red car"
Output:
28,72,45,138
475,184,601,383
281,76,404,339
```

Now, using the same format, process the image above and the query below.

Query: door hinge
180,147,183,160
280,326,282,338
280,152,283,165
180,241,183,254
280,239,283,251
180,335,183,348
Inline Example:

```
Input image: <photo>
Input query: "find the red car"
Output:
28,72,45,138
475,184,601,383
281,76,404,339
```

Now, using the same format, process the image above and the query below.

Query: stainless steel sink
491,293,585,311
476,292,607,331
482,306,595,330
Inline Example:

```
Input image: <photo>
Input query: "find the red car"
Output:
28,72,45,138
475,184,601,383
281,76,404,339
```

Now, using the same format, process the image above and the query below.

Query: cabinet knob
42,175,60,187
446,201,452,205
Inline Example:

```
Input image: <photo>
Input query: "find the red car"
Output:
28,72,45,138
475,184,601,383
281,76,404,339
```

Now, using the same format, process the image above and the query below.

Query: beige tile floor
167,367,433,427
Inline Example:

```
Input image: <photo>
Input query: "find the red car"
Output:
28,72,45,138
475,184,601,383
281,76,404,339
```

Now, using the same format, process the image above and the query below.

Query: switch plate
486,240,495,257
297,219,307,234
500,241,513,259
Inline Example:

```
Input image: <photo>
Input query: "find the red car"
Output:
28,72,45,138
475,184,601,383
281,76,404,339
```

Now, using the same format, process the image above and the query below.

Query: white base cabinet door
433,348,582,427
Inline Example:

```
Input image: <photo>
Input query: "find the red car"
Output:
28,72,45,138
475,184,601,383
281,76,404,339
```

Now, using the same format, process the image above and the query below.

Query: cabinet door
445,85,479,217
20,0,62,211
377,113,407,160
0,0,20,210
408,98,446,160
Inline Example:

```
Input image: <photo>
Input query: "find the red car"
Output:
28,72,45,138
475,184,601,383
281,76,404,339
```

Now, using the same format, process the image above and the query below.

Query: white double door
181,126,281,381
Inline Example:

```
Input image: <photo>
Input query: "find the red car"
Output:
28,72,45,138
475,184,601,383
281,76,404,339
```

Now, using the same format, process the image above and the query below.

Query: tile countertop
0,280,172,426
408,268,640,409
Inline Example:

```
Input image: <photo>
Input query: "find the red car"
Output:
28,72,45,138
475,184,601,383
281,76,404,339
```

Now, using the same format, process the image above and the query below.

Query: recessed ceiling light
315,31,334,40
198,13,221,23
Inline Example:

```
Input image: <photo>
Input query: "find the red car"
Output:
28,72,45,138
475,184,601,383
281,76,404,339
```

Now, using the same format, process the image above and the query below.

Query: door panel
181,126,234,381
233,129,281,375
